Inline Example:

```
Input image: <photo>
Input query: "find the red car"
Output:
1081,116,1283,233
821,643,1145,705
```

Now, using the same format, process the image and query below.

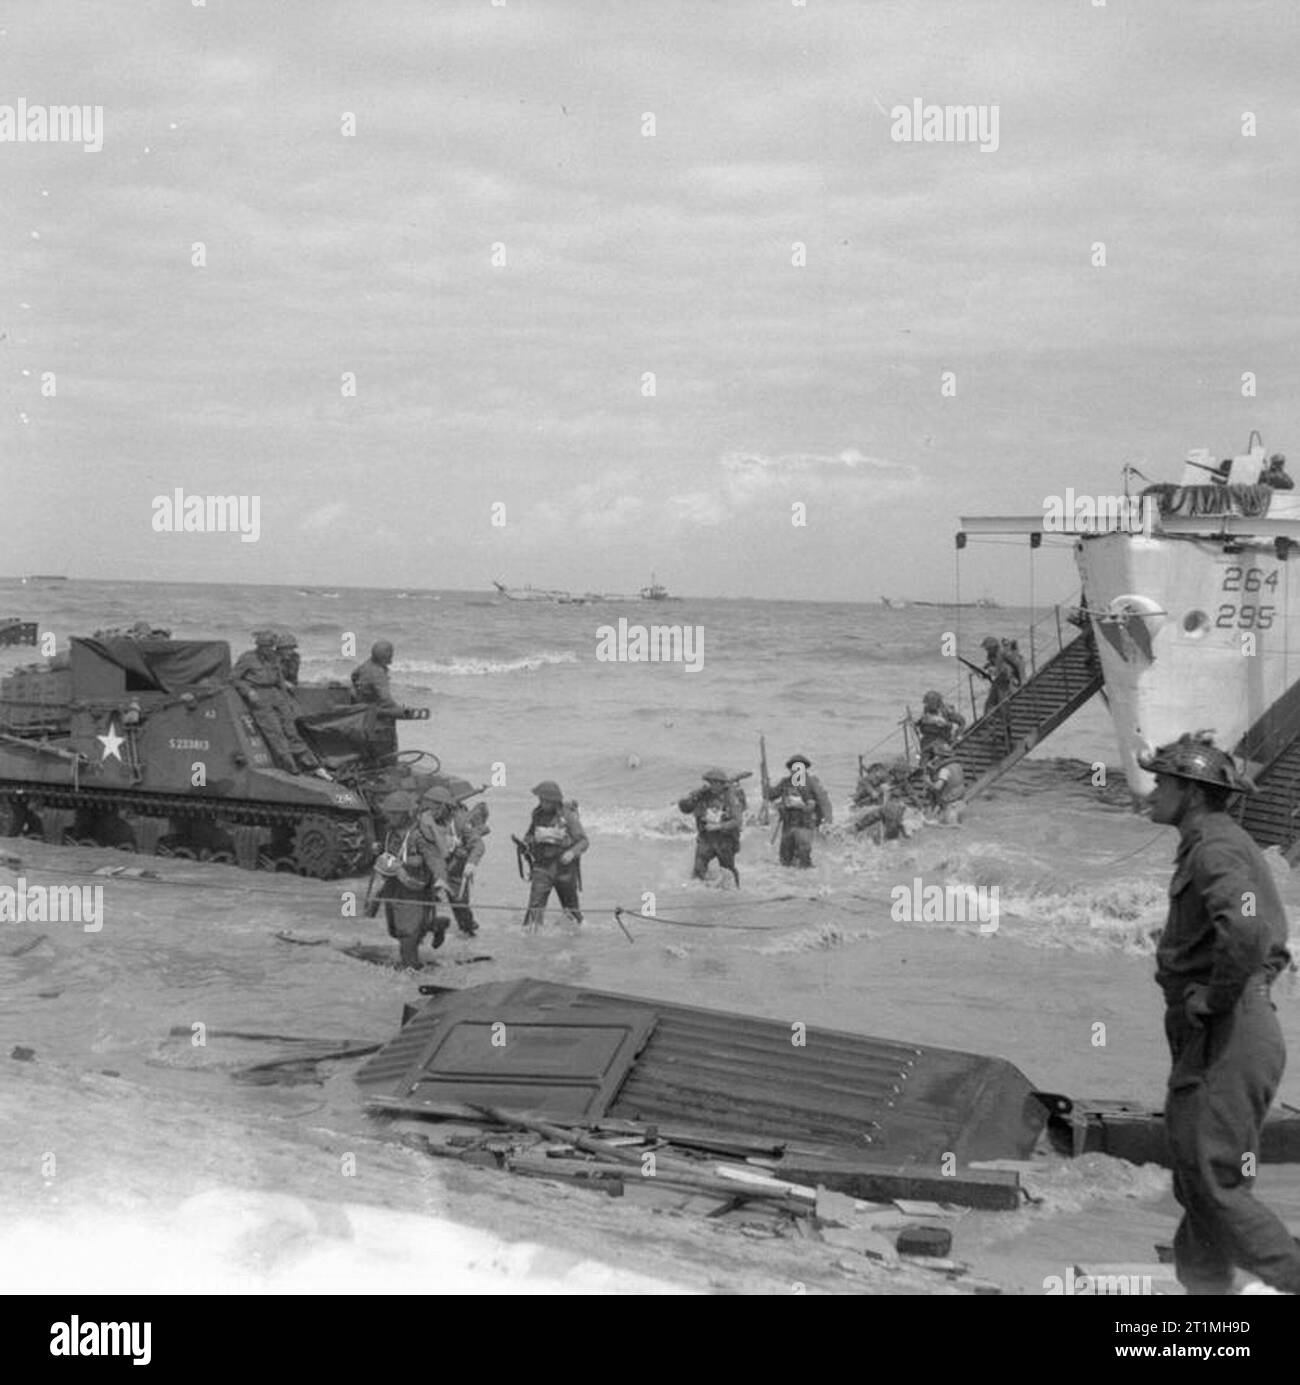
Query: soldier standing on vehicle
233,629,327,776
766,753,832,868
678,768,745,886
275,630,302,688
351,639,427,756
351,639,403,711
1141,732,1300,1295
520,781,588,929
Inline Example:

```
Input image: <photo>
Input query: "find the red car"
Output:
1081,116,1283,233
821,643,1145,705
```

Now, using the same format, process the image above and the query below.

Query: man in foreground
1142,731,1300,1295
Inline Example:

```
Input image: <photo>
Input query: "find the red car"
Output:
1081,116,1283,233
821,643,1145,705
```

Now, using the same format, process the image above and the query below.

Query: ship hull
1075,531,1299,796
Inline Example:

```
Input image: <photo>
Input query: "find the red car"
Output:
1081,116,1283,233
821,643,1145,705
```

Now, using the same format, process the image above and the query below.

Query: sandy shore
4,774,1300,1295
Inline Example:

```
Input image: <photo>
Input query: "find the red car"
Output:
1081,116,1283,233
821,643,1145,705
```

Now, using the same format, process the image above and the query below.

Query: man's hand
1184,983,1214,1027
559,849,575,865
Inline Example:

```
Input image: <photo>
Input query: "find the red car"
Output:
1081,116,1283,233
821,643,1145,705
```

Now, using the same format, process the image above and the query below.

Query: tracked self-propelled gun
0,632,461,877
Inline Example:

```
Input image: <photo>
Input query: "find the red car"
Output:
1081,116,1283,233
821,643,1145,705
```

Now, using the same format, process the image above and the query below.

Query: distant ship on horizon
881,594,1000,610
492,576,676,604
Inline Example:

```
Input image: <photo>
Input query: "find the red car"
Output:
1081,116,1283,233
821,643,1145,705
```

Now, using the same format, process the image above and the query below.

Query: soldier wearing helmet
851,760,908,840
351,640,401,713
232,629,328,777
1141,731,1300,1295
678,767,745,886
520,781,587,929
273,629,301,687
368,787,454,969
351,638,427,757
418,782,485,938
765,754,832,868
916,689,966,758
920,744,966,825
978,636,1021,718
1261,452,1293,490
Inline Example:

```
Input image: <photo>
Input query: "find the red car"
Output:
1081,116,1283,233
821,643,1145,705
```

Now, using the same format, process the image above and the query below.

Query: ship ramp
1234,681,1300,856
951,628,1104,800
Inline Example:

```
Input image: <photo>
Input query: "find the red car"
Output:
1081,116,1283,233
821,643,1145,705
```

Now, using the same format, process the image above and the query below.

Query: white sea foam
396,651,579,677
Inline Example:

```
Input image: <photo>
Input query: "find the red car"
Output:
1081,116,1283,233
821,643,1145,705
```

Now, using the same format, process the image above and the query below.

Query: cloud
299,502,349,533
719,450,924,503
666,491,727,528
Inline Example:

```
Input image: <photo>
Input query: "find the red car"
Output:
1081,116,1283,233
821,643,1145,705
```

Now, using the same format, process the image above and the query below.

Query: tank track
0,780,375,879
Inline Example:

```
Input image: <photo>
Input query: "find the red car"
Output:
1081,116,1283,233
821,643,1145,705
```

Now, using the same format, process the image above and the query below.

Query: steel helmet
532,780,564,801
922,690,943,710
981,635,1000,651
253,629,278,649
275,630,298,650
371,640,394,662
421,784,456,808
1138,733,1255,794
703,767,729,783
786,753,812,769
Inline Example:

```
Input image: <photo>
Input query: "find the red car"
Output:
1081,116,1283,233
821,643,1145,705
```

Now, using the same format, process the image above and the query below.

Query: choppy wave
580,806,696,839
395,651,580,677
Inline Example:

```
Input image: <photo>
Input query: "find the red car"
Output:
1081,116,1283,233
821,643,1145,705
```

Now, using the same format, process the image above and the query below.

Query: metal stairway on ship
951,628,1104,801
1235,682,1300,856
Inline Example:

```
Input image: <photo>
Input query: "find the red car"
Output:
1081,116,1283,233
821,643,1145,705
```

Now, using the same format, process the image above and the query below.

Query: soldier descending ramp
949,626,1104,801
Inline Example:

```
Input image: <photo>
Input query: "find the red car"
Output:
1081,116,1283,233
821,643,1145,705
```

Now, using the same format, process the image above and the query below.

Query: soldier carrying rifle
678,767,750,886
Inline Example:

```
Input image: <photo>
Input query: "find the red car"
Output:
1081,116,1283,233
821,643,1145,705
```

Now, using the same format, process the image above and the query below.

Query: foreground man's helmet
275,630,298,650
422,784,456,808
703,767,729,783
372,640,394,661
1139,733,1255,794
253,629,278,649
532,780,563,802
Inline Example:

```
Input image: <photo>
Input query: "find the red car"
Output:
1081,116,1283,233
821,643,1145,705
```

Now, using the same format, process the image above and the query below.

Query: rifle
510,833,533,880
452,783,487,803
957,655,992,682
758,735,771,825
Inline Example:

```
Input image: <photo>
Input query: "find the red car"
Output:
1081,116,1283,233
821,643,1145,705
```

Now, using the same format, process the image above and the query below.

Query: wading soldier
368,794,452,970
420,783,485,938
767,753,832,868
520,781,587,929
1142,732,1300,1295
916,690,966,758
678,767,744,886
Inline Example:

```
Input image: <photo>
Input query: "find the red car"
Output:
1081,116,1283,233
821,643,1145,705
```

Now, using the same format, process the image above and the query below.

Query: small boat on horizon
883,595,1000,609
640,572,674,601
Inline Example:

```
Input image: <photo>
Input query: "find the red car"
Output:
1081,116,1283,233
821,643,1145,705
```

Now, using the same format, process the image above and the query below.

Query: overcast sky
2,0,1298,600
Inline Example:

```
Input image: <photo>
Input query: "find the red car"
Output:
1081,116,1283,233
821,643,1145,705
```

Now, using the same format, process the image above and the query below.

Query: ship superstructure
961,435,1300,801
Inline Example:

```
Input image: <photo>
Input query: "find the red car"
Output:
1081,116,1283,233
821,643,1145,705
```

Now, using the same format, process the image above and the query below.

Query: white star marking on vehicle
97,722,125,762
